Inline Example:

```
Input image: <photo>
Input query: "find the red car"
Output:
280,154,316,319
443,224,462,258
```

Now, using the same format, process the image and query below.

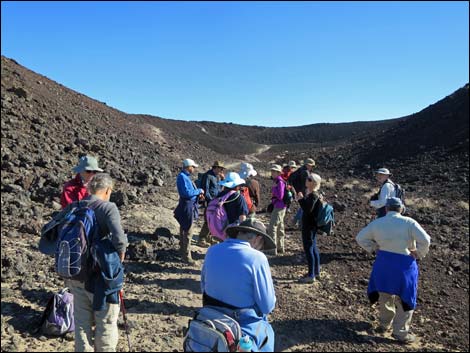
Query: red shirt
60,174,89,209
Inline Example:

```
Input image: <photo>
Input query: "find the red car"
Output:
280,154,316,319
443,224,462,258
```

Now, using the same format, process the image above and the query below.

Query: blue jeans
302,228,320,278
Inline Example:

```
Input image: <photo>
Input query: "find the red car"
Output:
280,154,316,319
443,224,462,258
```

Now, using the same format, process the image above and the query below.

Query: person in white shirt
356,197,431,344
369,168,400,218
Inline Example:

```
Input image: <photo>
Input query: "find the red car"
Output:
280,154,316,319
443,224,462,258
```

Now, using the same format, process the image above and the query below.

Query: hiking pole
119,290,133,352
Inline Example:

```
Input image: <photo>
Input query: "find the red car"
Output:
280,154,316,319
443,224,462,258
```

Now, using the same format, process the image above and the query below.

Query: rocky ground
1,55,469,352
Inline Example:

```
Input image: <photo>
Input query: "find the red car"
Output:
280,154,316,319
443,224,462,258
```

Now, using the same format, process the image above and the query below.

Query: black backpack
386,180,405,204
195,172,208,190
280,180,293,207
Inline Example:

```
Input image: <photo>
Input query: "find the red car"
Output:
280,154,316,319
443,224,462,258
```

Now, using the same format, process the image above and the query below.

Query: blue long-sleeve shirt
201,239,276,315
176,170,203,201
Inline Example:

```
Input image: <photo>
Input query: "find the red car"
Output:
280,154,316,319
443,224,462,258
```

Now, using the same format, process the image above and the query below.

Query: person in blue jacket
201,218,277,351
174,158,204,264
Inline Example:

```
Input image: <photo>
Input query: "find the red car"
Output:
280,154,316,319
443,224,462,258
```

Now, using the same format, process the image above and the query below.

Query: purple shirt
271,175,286,209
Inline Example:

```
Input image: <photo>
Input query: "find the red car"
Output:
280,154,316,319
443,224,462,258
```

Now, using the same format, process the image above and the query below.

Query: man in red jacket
60,155,104,209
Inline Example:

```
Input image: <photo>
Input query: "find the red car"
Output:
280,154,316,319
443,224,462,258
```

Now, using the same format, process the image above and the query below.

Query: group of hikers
38,154,431,351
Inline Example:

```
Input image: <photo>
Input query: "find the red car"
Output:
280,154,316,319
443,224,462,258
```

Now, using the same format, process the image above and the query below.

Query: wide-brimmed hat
219,172,245,189
270,164,282,173
239,162,257,179
288,160,297,168
212,161,225,169
72,155,104,173
183,159,198,168
304,158,315,166
375,168,391,175
225,218,276,251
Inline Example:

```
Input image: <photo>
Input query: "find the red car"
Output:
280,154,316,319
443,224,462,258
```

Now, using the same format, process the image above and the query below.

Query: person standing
174,159,204,264
197,161,226,247
356,197,431,343
201,218,277,351
289,158,315,227
239,163,260,213
60,155,103,209
369,168,401,218
296,173,323,283
267,164,287,255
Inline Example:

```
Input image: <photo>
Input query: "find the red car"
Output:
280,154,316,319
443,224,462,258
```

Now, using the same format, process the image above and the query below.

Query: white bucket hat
219,172,245,189
239,162,257,179
270,164,282,173
375,168,391,175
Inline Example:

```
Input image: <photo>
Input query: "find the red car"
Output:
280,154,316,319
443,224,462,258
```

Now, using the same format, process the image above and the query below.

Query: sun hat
375,168,391,175
225,218,276,251
212,161,225,169
219,172,245,189
386,197,403,208
72,155,103,173
183,159,199,168
304,158,315,166
308,173,322,184
239,162,257,179
288,160,297,168
270,164,282,173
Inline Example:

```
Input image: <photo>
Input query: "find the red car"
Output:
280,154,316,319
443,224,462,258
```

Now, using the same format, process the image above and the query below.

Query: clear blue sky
2,1,469,127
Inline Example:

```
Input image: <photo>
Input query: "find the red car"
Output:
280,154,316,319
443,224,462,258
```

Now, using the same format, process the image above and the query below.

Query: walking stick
119,290,133,352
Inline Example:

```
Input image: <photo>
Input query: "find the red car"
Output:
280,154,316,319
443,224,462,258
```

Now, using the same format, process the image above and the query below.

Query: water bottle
237,335,253,352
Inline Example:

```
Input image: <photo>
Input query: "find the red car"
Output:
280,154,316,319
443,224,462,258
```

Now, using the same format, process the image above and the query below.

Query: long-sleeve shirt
356,211,431,259
203,169,220,203
246,178,260,207
201,238,276,315
271,175,286,209
298,191,321,232
370,180,396,210
60,174,89,209
176,170,203,201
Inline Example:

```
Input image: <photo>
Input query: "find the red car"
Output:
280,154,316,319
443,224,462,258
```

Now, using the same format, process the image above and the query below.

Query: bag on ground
39,288,74,336
206,191,238,240
183,306,242,352
55,201,101,280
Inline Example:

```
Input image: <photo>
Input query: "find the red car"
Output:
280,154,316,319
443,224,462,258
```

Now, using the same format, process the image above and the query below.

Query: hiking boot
299,276,315,284
392,333,416,344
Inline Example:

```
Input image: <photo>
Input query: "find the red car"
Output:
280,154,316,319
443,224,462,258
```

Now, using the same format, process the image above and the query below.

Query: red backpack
241,187,254,212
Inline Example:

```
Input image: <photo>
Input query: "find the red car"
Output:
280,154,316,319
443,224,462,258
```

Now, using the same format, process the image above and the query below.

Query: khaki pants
67,280,120,352
180,225,194,261
268,207,286,254
378,292,414,338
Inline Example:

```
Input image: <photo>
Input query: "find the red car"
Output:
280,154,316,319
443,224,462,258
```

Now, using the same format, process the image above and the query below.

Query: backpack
240,187,253,212
55,201,101,280
38,288,74,336
387,181,405,203
183,306,242,352
206,191,239,240
195,172,208,190
280,180,294,208
315,198,335,236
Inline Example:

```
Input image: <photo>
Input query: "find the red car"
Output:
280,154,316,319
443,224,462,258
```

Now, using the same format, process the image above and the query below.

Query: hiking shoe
392,333,416,344
299,276,315,284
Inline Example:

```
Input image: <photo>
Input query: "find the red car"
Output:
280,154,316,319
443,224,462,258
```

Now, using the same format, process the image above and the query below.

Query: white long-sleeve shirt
356,211,431,259
370,181,396,209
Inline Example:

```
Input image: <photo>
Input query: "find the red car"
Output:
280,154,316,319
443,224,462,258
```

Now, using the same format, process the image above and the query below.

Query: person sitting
201,217,277,352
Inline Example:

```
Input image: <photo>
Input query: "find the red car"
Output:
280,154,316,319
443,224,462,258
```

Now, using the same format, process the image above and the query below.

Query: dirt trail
224,144,271,170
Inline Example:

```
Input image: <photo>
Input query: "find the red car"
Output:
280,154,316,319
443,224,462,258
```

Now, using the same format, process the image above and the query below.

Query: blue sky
2,1,469,127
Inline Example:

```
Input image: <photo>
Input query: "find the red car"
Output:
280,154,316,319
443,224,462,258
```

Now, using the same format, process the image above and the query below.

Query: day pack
240,187,253,212
183,306,242,352
38,288,74,336
387,180,405,203
315,199,335,236
55,201,101,280
195,172,207,190
280,181,293,208
206,191,238,240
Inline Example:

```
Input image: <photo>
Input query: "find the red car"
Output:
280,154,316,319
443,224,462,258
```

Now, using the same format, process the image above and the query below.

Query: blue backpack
315,199,335,236
55,201,101,280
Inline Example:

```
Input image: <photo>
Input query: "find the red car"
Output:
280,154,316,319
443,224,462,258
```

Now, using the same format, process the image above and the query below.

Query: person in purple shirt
267,164,287,255
201,218,277,351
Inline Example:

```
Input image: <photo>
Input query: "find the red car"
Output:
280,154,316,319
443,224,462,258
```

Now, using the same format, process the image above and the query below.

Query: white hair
87,173,114,194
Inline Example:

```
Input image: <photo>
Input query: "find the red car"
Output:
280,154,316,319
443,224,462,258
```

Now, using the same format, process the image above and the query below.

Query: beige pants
67,280,121,352
180,225,194,261
378,292,414,338
268,207,286,254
